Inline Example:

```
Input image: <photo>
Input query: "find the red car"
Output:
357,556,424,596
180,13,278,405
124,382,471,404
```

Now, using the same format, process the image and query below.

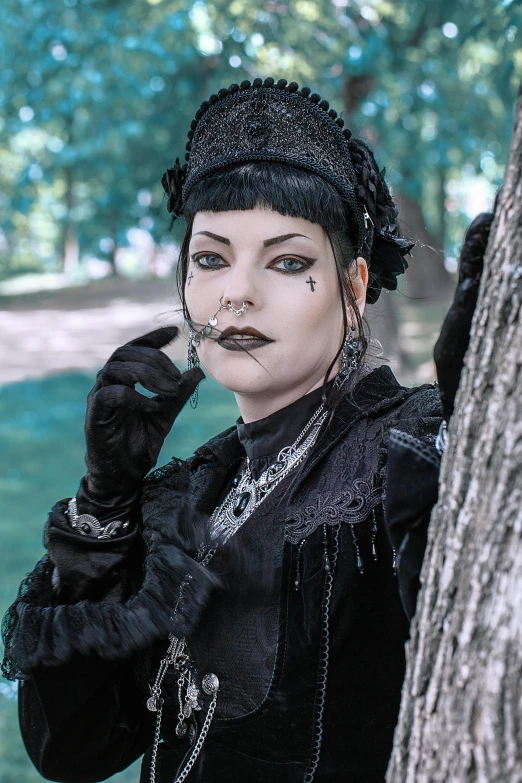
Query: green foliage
0,0,519,276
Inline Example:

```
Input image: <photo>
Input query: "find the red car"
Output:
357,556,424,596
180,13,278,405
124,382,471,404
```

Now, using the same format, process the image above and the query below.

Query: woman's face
184,208,368,420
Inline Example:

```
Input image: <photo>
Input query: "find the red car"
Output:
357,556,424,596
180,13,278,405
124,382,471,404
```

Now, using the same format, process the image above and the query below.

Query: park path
0,278,187,385
0,276,442,386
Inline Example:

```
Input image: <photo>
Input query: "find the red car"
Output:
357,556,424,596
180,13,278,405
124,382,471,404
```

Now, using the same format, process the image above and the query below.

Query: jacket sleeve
2,461,220,782
383,385,443,619
18,655,155,783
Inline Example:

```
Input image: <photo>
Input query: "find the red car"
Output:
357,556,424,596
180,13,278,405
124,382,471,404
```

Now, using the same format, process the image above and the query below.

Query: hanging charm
187,329,201,408
334,332,360,390
371,509,378,561
350,523,364,575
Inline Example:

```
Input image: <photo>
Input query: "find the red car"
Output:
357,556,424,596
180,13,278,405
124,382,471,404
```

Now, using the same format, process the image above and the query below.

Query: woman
2,77,491,783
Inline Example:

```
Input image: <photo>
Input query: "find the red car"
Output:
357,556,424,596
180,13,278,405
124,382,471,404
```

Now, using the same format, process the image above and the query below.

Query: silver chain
210,403,328,544
147,400,328,782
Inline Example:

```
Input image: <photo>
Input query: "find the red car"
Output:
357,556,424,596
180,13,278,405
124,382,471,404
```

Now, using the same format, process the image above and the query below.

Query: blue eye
274,257,307,273
194,254,225,270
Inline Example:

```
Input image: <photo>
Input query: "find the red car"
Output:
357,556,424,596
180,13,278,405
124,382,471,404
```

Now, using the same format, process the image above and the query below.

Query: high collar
191,365,416,473
236,385,326,463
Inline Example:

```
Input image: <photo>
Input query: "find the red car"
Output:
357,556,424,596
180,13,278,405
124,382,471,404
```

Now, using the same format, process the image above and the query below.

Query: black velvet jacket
2,366,442,783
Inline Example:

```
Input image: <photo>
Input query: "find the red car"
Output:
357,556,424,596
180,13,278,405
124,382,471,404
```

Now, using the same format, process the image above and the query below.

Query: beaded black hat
161,76,413,303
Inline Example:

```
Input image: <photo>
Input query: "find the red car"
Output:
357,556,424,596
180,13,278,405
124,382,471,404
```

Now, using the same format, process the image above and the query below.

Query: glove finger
125,326,180,350
92,383,161,414
458,212,493,284
109,345,182,381
158,367,205,416
97,361,181,397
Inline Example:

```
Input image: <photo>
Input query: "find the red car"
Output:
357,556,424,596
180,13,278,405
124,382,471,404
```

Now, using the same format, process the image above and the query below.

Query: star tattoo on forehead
306,276,317,292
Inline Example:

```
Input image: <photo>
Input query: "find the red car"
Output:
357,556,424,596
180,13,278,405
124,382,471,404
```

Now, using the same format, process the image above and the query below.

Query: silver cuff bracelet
67,497,130,539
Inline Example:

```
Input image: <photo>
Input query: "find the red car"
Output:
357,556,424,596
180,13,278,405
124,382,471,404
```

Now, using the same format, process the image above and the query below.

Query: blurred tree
0,0,520,279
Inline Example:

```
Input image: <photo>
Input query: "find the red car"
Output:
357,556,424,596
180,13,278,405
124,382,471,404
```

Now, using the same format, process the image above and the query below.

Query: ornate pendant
233,491,251,517
147,694,163,712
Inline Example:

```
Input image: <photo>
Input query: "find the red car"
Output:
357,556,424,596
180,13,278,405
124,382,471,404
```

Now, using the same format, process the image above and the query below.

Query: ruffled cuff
2,487,219,678
45,500,139,603
384,428,441,619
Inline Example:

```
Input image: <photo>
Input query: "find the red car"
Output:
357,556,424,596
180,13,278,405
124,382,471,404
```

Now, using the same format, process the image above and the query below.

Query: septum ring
219,296,248,317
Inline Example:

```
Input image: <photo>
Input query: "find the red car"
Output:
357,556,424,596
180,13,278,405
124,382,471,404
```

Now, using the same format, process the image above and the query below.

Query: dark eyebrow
263,233,311,247
191,231,231,245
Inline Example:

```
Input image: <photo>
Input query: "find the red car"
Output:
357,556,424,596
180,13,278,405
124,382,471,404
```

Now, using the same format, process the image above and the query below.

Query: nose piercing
190,296,248,345
219,296,248,317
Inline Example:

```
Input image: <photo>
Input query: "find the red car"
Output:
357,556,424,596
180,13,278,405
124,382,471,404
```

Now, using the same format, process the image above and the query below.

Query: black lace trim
284,474,384,544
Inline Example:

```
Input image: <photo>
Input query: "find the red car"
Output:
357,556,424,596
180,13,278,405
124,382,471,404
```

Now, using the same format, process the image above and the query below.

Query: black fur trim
1,476,220,673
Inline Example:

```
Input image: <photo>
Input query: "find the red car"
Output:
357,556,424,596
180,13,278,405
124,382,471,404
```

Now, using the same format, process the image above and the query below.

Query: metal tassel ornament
187,329,201,408
334,330,361,390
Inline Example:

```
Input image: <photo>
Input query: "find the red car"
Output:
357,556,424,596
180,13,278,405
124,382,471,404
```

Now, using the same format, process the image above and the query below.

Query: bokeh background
0,0,520,779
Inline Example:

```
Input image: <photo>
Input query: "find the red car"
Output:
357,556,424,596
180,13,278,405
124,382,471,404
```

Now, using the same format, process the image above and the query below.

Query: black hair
176,161,371,407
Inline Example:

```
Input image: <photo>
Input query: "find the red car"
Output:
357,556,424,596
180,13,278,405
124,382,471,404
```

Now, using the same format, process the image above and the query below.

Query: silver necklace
147,400,328,783
210,402,328,545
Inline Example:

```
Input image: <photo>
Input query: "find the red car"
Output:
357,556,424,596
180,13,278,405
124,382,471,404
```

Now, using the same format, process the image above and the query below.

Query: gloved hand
76,326,204,522
433,211,494,422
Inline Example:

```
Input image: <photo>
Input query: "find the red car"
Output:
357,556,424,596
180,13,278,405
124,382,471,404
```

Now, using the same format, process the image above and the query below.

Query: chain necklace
209,402,328,545
147,400,328,783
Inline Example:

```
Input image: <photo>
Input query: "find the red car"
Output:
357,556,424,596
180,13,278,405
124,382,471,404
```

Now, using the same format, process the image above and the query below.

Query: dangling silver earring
188,329,201,408
334,330,360,389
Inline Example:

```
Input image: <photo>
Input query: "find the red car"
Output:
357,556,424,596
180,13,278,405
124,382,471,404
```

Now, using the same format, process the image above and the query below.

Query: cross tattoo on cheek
187,272,194,286
306,276,317,292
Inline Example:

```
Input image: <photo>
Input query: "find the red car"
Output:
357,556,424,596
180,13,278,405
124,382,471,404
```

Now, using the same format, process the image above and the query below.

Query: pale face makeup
184,208,368,423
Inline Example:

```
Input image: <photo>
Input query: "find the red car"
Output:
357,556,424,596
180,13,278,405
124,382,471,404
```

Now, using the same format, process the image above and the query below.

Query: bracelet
67,497,130,539
435,420,448,456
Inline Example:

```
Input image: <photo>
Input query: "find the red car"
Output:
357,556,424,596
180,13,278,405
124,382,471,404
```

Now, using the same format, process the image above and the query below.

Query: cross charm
187,272,194,286
306,276,317,292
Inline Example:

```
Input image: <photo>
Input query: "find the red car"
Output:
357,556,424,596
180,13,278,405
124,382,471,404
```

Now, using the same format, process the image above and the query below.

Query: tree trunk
387,86,522,783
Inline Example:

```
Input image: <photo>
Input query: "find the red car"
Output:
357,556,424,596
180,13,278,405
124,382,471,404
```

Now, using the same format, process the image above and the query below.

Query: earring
187,329,200,408
334,331,360,390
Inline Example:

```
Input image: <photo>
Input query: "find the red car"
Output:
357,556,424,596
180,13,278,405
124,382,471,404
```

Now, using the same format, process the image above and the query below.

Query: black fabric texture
384,428,441,619
3,365,443,783
80,326,204,523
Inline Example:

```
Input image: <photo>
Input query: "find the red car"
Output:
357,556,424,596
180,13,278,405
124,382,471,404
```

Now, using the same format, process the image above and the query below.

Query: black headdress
161,77,412,303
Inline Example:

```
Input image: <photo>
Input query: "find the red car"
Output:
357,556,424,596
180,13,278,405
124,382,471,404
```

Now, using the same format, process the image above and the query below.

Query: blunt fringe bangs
183,162,356,246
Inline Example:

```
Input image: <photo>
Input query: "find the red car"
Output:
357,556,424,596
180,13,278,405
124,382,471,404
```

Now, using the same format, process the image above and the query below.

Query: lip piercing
219,296,248,317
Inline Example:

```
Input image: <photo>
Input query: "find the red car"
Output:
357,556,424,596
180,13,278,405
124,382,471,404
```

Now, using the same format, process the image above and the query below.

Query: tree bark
387,85,522,783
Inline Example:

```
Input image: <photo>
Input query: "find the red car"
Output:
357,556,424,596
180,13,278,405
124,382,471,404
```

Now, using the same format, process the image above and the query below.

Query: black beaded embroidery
164,78,366,254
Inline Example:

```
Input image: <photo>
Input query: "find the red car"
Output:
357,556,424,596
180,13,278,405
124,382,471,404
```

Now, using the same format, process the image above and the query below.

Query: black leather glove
76,326,204,522
434,211,493,422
